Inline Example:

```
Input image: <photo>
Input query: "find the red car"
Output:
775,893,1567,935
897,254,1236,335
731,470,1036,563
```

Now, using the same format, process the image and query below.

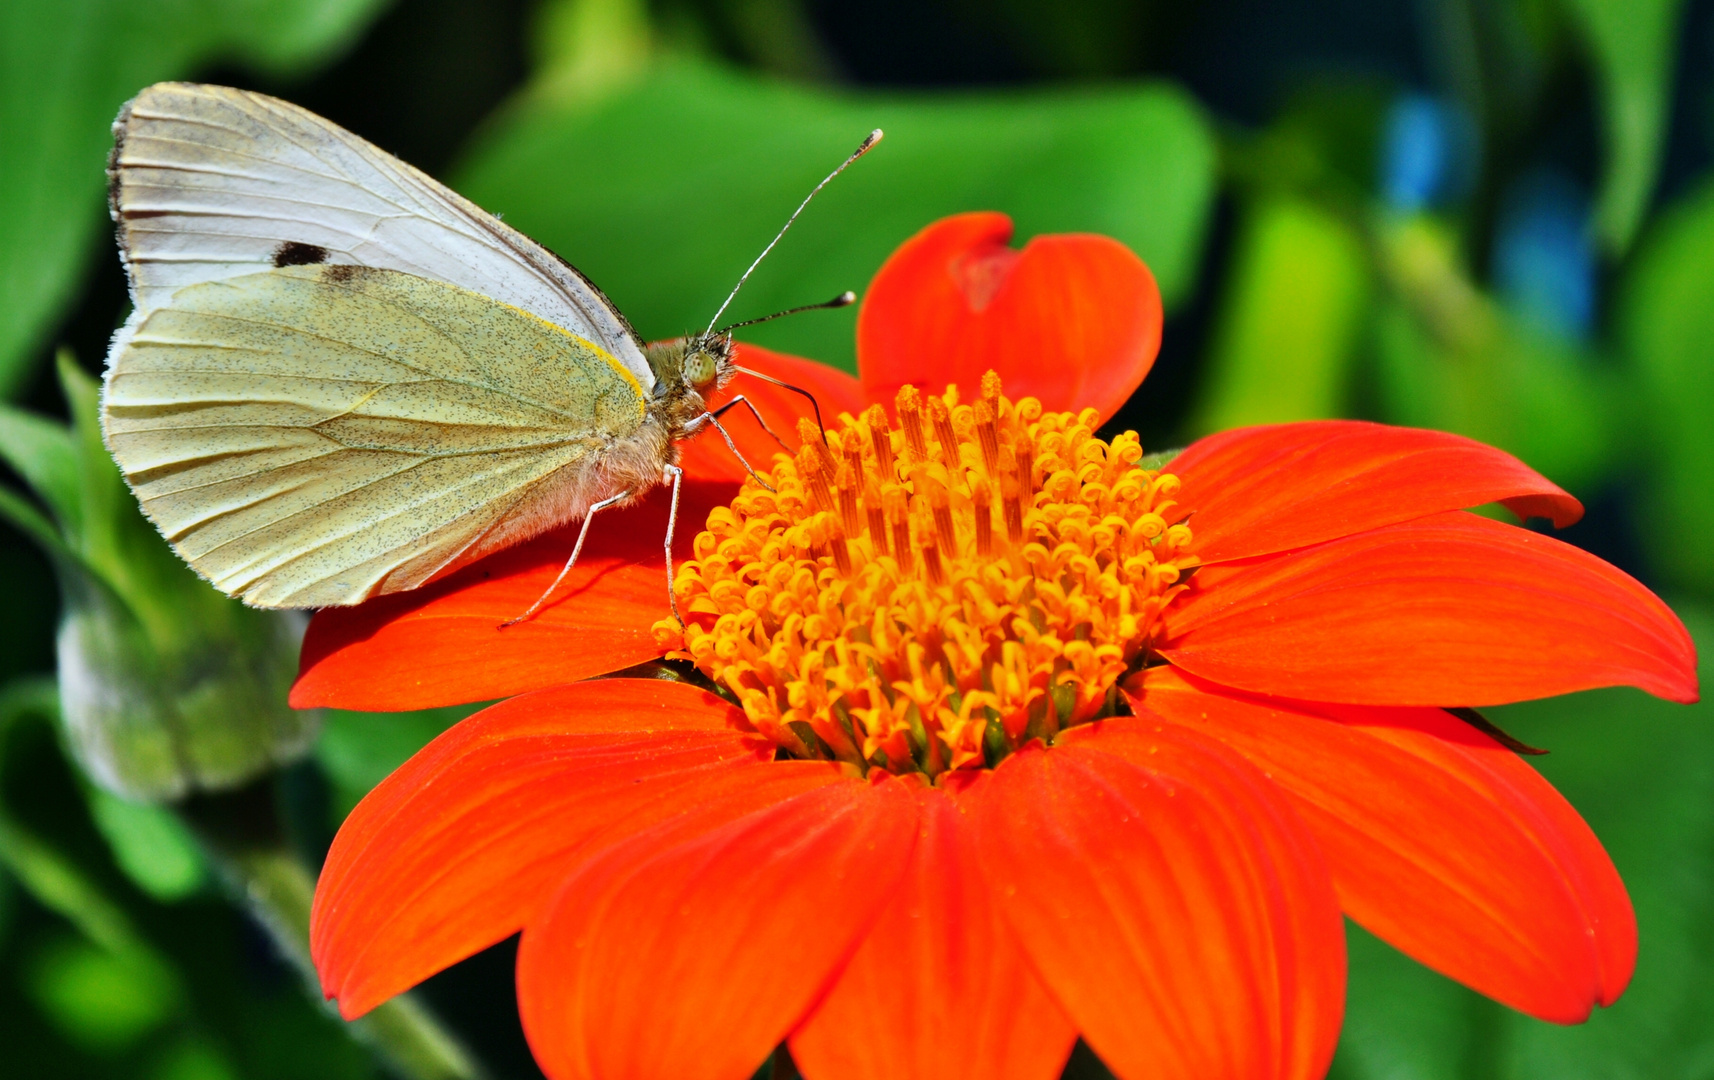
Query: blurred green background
2,0,1713,1076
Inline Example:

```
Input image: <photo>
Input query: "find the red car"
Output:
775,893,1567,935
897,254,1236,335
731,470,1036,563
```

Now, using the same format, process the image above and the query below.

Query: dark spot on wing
274,241,330,267
323,263,359,283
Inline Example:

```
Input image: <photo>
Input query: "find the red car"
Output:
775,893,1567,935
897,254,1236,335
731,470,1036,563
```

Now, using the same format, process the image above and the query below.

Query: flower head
663,377,1195,776
299,213,1698,1080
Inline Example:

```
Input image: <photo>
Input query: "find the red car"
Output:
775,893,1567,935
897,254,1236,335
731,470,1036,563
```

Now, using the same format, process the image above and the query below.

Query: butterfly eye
683,350,718,390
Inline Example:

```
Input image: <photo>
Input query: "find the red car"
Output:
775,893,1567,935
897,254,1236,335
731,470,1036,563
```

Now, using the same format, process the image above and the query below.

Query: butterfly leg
684,411,777,493
662,463,686,627
500,488,632,628
708,394,792,451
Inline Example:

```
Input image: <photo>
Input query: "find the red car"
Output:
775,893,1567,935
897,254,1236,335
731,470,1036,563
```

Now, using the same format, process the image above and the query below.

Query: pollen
653,374,1196,777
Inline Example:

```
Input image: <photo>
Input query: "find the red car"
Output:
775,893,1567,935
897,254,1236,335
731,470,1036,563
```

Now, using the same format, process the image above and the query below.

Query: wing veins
125,136,382,193
195,444,577,572
132,304,584,421
172,453,432,554
113,417,591,452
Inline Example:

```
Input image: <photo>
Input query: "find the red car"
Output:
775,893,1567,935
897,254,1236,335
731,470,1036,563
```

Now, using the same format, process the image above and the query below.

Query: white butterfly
102,82,872,617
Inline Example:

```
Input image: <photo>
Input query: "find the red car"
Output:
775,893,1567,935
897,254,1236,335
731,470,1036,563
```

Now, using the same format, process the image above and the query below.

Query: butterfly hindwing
103,264,649,607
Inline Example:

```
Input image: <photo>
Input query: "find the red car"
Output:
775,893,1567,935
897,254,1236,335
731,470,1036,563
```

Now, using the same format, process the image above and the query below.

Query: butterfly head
644,332,735,434
680,333,735,395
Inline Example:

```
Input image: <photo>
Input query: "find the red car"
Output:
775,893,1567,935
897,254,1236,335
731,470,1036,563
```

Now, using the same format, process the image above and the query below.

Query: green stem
181,781,486,1080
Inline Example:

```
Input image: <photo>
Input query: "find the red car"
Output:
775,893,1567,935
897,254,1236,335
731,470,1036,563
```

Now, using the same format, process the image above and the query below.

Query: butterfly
101,82,875,621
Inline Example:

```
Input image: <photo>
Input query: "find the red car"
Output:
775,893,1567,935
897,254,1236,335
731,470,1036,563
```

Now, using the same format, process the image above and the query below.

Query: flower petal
856,213,1161,422
311,679,845,1017
971,737,1344,1080
680,342,868,482
292,481,734,711
1117,668,1633,1022
516,776,918,1080
789,785,1077,1080
1160,510,1699,706
1171,421,1584,563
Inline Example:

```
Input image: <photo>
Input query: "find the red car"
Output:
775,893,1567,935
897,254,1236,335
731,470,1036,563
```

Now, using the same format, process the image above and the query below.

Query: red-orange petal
311,680,846,1017
789,785,1077,1080
1160,510,1698,707
516,776,918,1080
970,737,1344,1080
680,342,868,483
291,481,734,711
856,212,1161,422
1114,668,1633,1022
1171,420,1584,563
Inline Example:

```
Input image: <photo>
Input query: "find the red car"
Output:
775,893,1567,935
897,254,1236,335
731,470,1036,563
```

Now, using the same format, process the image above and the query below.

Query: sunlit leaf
0,399,80,536
1189,196,1371,434
1372,217,1611,493
26,933,181,1052
455,58,1217,372
86,787,206,902
1619,179,1714,599
1557,0,1688,253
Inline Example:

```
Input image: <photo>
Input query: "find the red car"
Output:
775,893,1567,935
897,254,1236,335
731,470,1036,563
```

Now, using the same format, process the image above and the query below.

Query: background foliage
2,0,1712,1077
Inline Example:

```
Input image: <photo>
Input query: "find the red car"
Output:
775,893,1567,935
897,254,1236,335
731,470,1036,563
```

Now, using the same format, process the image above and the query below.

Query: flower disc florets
655,373,1197,777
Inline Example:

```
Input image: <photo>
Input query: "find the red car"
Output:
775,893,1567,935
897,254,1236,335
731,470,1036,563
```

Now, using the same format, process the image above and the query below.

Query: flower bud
0,355,317,802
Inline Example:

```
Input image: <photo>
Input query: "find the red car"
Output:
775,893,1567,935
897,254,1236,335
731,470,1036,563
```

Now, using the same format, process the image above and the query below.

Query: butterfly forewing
104,264,649,608
109,82,653,388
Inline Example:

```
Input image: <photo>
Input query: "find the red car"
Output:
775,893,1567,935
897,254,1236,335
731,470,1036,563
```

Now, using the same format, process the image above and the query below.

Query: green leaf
55,351,132,575
1330,602,1714,1079
86,787,206,901
454,58,1217,373
149,1037,240,1080
0,0,394,399
1372,300,1612,493
1329,921,1486,1080
26,933,181,1052
0,398,80,535
0,485,89,577
1189,196,1371,435
1372,217,1612,493
0,796,143,954
1557,0,1688,253
212,0,396,78
0,678,148,953
1618,178,1714,600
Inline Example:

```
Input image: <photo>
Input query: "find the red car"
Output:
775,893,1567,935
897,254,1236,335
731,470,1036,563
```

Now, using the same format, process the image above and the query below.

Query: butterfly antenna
705,130,883,335
718,291,855,333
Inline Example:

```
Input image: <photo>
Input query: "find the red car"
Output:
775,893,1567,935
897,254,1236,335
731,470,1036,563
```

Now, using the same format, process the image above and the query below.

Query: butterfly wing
103,264,652,608
108,81,655,391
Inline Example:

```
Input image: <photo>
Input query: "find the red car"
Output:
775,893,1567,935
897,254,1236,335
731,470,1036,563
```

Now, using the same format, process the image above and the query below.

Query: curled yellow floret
654,373,1196,776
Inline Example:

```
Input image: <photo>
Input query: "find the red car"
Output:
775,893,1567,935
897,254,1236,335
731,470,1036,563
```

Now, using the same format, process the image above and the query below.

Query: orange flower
300,214,1698,1080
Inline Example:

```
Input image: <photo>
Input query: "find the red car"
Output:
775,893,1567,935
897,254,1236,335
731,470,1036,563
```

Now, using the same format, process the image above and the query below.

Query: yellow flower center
653,373,1197,777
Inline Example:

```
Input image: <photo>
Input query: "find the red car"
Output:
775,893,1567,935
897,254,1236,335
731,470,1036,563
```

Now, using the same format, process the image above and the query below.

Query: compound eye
683,350,718,390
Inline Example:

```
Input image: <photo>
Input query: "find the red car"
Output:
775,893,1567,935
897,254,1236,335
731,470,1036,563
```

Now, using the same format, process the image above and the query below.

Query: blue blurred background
2,0,1713,1077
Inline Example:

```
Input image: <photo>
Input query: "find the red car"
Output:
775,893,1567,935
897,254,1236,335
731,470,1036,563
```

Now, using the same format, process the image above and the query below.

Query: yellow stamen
656,373,1196,778
896,385,928,462
927,394,962,476
796,418,834,513
864,404,896,478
